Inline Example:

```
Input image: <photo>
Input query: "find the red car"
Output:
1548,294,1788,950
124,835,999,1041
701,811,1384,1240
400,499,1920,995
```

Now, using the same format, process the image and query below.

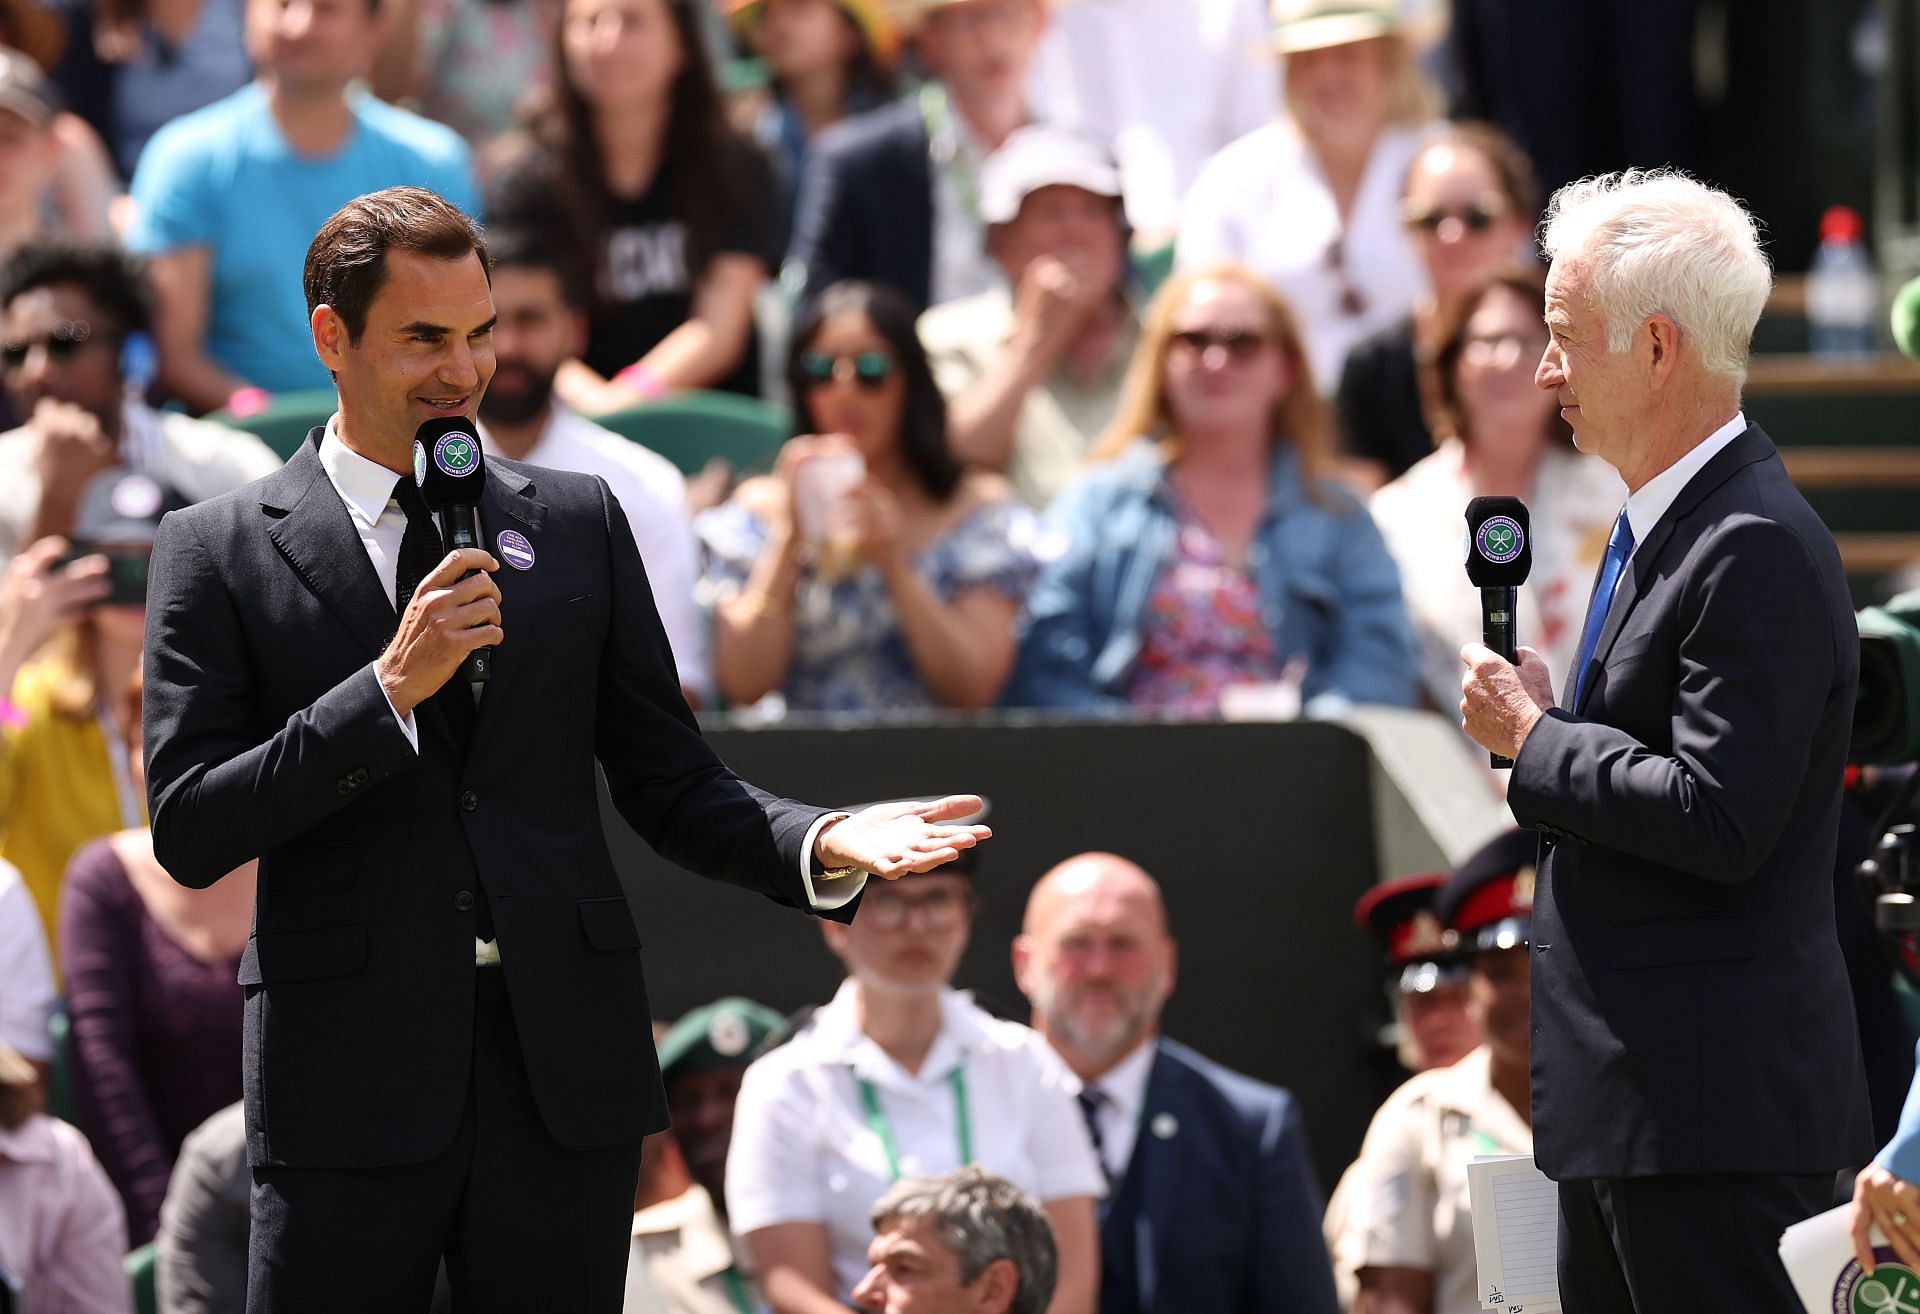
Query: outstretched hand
815,794,992,881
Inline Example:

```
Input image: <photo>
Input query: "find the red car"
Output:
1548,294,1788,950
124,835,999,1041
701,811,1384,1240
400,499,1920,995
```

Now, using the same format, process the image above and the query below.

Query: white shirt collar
808,978,994,1089
319,415,408,528
1621,411,1747,553
1076,1034,1157,1122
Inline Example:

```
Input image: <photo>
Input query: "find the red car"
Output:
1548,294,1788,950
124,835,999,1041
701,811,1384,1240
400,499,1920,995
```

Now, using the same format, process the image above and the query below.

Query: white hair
1540,169,1773,383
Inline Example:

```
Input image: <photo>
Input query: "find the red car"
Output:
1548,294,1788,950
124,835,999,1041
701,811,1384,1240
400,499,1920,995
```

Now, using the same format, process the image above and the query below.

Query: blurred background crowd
0,0,1918,1308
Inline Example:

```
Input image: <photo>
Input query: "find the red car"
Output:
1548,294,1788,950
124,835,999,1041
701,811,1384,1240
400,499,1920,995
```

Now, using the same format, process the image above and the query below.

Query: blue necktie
1571,510,1635,706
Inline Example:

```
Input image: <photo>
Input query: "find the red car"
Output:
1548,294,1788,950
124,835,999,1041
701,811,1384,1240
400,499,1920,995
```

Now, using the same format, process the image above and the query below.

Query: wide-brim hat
0,43,55,127
729,0,901,63
886,0,1040,34
1269,0,1404,54
0,0,65,71
978,125,1123,225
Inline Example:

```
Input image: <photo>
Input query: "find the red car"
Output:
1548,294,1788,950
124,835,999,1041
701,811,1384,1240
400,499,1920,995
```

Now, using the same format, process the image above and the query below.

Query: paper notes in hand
1467,1155,1562,1313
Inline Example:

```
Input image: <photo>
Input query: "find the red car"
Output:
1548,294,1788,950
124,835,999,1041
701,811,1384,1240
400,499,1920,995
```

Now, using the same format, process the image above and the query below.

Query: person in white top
1370,268,1623,739
1025,0,1277,242
727,857,1102,1314
474,226,712,707
0,858,52,1069
1177,0,1442,392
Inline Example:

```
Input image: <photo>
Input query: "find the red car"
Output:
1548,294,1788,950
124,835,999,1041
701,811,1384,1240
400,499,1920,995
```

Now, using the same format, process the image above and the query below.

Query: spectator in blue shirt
126,0,475,413
1005,263,1417,716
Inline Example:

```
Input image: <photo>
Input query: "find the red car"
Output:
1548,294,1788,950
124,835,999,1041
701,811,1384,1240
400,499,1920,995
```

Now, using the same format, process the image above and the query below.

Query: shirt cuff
801,812,863,910
379,678,420,753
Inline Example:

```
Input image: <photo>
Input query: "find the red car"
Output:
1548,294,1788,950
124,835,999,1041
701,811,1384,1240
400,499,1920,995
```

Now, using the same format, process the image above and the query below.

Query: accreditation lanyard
917,84,983,226
856,1066,973,1182
98,708,143,829
720,1266,754,1314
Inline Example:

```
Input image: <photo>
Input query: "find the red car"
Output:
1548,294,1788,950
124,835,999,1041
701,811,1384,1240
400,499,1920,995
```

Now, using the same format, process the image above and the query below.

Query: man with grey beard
1012,854,1337,1314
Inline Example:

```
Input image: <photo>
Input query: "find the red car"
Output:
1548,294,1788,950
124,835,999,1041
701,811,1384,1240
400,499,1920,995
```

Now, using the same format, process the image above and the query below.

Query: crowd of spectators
0,0,1810,1308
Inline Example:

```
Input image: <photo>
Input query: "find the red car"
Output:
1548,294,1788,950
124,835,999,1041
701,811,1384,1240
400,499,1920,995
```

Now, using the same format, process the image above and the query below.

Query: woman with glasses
1176,0,1443,397
1368,268,1622,727
1337,123,1541,492
1006,265,1416,716
698,280,1039,713
726,860,1103,1314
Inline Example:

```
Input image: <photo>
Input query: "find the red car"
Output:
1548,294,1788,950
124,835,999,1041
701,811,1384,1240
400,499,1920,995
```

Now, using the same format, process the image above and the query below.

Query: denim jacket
1004,441,1417,710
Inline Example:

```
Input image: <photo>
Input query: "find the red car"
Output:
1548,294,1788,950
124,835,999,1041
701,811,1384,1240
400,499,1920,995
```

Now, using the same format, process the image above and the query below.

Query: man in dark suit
140,186,991,1313
788,0,1043,311
1460,169,1872,1310
1011,853,1338,1314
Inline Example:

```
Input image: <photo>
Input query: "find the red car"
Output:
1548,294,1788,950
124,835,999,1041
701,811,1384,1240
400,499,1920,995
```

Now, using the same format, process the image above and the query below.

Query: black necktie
1076,1087,1115,1188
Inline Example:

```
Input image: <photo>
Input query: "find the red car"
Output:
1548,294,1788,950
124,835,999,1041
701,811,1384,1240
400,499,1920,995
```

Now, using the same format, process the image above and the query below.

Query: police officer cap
658,997,787,1080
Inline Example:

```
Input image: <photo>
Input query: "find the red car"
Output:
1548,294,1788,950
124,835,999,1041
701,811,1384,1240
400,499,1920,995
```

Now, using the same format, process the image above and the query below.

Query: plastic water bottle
1807,205,1878,358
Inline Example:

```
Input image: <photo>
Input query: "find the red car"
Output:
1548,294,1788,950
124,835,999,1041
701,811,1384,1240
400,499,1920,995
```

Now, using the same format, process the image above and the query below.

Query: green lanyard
917,83,983,225
720,1266,754,1314
856,1067,973,1181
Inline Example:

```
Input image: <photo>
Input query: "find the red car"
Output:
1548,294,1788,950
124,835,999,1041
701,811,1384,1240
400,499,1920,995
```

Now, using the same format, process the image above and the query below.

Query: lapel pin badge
1150,1112,1178,1140
497,529,535,571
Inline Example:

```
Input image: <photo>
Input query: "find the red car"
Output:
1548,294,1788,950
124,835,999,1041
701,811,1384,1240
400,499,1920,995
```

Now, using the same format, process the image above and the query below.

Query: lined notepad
1466,1155,1563,1312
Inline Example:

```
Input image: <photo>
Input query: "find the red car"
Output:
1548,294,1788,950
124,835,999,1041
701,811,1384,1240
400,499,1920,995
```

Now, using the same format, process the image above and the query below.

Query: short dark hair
0,241,152,339
787,281,962,503
484,222,586,310
303,186,490,342
871,1167,1058,1314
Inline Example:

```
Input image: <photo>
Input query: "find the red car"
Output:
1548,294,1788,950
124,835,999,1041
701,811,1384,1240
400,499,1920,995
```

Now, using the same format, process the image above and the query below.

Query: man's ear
1643,313,1682,391
1010,934,1034,1000
970,1258,1019,1314
312,304,350,372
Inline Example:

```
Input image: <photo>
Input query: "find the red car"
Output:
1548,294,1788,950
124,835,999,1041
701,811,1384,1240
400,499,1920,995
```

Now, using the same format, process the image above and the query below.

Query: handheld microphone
1464,495,1533,769
412,416,491,684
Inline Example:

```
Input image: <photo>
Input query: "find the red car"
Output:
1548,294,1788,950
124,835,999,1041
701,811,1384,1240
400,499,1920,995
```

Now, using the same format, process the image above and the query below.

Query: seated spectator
724,0,898,247
1338,123,1541,491
370,0,557,151
919,125,1136,509
1006,266,1417,715
475,225,711,706
1013,853,1339,1314
1178,0,1442,392
486,0,781,409
1024,0,1275,242
1353,871,1478,1076
700,281,1038,713
1326,830,1535,1314
0,29,115,264
0,470,178,951
726,859,1102,1313
127,0,475,412
789,0,1044,311
0,1038,133,1313
1368,268,1622,719
851,1166,1059,1314
0,242,282,571
60,672,250,1246
629,997,785,1314
90,0,252,180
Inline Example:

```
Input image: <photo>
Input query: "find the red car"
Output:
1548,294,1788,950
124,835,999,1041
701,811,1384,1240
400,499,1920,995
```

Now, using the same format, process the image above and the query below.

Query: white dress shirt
1070,1035,1157,1181
726,980,1105,1300
479,405,711,705
1028,0,1278,236
1620,411,1748,554
316,419,861,926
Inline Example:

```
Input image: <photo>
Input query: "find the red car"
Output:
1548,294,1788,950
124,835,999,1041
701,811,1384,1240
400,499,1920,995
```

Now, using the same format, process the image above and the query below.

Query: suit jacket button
352,767,369,784
459,790,479,812
337,778,354,795
455,890,475,912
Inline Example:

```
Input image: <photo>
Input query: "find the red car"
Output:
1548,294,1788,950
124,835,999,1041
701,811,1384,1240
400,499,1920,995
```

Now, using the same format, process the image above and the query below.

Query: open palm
815,794,992,880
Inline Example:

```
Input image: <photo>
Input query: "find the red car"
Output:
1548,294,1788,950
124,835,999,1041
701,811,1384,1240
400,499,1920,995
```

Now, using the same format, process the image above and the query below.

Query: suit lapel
468,458,547,751
264,434,400,662
1123,1042,1179,1314
1572,425,1778,715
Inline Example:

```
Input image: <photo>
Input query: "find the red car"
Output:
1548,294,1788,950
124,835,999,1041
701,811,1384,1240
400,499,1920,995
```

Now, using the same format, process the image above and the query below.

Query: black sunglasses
1404,200,1509,234
1169,327,1270,360
798,350,897,391
0,320,96,371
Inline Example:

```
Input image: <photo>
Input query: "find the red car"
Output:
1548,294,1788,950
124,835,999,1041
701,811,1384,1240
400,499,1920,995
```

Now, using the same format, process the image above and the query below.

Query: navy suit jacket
1097,1038,1338,1314
787,98,935,310
142,433,855,1169
1509,423,1873,1179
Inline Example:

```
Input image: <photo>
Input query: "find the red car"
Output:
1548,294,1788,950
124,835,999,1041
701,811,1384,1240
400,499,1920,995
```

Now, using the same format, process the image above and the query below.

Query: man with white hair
1459,169,1871,1307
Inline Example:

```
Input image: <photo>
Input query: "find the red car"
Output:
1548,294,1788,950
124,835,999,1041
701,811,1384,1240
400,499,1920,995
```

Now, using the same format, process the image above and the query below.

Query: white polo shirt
726,979,1105,1299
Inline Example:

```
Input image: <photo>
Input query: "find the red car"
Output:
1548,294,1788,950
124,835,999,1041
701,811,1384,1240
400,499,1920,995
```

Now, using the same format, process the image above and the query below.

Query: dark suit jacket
1509,423,1873,1179
142,433,854,1170
1098,1039,1337,1314
787,98,935,310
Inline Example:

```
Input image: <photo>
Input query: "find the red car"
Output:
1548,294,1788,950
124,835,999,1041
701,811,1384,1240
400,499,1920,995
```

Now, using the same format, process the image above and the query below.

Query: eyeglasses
0,320,95,371
1462,332,1548,371
858,884,969,933
1403,198,1510,234
799,350,897,391
1168,327,1271,361
1325,238,1367,318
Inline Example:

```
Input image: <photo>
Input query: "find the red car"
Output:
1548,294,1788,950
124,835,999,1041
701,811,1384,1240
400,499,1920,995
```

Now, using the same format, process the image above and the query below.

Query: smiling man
139,186,993,1313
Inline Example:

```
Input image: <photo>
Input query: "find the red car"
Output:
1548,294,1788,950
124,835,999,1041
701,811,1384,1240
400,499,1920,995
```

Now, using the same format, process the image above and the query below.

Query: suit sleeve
589,477,852,920
1508,515,1838,884
142,512,420,889
1250,1094,1340,1314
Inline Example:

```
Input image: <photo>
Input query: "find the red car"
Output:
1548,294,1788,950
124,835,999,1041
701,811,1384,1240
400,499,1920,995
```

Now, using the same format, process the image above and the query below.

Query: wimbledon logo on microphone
1476,516,1525,565
433,431,480,479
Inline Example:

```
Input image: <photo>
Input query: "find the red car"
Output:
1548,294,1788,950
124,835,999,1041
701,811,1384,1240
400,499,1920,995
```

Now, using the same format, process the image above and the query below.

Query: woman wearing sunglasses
1005,265,1416,716
1337,122,1541,492
1368,267,1621,737
698,280,1039,713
